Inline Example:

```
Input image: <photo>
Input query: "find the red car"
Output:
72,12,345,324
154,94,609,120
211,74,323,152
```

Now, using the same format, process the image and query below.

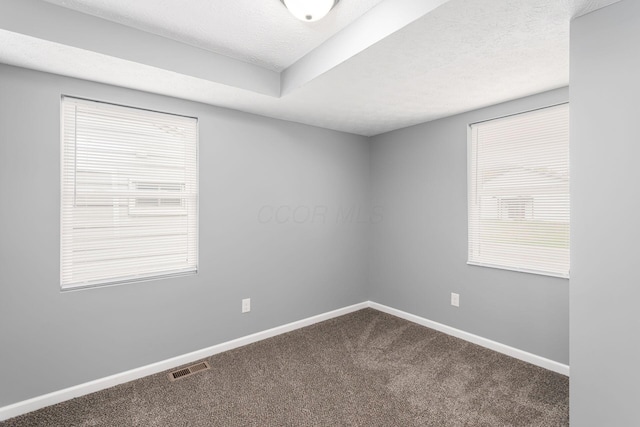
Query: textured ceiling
285,0,574,134
42,0,386,71
0,0,620,136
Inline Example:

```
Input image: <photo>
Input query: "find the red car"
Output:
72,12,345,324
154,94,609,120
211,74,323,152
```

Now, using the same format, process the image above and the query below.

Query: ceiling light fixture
280,0,340,22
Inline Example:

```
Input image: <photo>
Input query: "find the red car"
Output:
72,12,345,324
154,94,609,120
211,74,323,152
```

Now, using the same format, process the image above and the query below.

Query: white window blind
468,103,569,278
61,97,198,290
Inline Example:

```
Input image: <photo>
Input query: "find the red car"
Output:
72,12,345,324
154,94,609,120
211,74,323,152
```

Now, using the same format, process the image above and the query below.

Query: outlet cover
242,298,251,313
451,293,460,307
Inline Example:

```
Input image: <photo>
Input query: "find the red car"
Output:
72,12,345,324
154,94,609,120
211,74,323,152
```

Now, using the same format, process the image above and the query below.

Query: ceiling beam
0,0,280,97
280,0,452,95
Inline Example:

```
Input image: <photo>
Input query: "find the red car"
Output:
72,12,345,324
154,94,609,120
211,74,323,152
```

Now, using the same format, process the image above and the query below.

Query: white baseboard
368,301,570,376
0,300,569,421
0,302,368,422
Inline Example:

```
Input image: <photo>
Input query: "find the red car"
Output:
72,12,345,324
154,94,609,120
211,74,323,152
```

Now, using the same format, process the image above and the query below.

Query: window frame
60,96,199,291
467,103,570,279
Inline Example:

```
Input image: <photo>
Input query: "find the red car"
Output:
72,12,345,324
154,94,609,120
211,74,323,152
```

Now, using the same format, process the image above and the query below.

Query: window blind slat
468,104,569,278
61,97,198,289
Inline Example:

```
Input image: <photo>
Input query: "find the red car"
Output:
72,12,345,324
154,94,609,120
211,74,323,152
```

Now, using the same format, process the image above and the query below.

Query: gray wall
0,64,370,407
369,88,570,364
570,1,640,424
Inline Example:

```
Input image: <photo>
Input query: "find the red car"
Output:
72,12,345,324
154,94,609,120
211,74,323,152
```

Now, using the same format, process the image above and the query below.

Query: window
468,104,569,278
61,97,198,290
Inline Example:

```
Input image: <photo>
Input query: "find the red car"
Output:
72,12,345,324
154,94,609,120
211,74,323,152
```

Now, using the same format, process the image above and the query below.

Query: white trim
368,301,570,376
467,261,570,280
0,302,367,422
0,300,569,421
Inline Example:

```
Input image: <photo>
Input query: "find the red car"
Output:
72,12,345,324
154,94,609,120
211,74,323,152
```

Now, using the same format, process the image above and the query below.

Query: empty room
0,0,638,425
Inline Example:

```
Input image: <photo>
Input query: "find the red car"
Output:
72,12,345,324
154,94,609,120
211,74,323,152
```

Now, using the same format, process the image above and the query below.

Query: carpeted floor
2,309,569,426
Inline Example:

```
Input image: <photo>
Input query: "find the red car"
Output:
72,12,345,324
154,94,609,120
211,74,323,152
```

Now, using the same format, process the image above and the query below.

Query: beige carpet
2,308,569,426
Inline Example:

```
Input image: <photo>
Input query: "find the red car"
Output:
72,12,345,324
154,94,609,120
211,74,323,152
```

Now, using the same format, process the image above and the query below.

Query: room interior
0,0,638,425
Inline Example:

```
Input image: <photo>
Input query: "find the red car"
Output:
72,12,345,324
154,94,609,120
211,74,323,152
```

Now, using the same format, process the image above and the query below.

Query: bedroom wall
0,64,370,407
369,88,570,364
570,1,640,424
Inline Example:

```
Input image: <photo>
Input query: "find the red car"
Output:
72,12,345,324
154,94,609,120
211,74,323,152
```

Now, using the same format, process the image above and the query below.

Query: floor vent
168,361,211,382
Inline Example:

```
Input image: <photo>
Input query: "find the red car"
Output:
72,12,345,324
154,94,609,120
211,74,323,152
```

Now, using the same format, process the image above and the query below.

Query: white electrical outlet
451,293,460,307
242,298,251,313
